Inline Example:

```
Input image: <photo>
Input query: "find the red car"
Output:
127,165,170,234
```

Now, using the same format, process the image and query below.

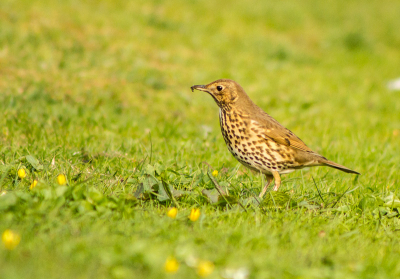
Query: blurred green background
1,0,400,278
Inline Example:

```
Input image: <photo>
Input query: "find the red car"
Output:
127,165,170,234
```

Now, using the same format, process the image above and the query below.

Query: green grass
1,0,400,278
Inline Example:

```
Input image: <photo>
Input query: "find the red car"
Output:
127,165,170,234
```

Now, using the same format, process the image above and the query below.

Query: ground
1,0,400,278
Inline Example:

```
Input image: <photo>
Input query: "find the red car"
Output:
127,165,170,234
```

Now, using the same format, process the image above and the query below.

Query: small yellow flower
164,256,179,274
17,168,26,179
2,229,21,250
57,174,67,185
167,207,178,219
197,260,214,277
394,130,399,137
30,179,38,190
212,170,218,177
189,208,201,222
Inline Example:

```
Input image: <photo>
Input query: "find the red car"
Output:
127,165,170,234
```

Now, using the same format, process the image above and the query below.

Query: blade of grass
161,179,180,209
312,176,325,204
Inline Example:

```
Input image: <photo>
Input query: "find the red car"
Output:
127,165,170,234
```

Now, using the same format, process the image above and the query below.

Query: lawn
1,0,400,278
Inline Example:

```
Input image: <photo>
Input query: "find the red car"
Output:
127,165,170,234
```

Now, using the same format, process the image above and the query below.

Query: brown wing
250,109,316,154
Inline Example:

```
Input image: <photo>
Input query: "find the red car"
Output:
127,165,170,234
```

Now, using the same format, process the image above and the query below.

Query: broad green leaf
216,195,238,207
202,189,219,204
154,163,165,176
142,175,158,192
335,205,351,212
86,187,104,204
26,155,44,171
262,192,290,208
383,193,400,208
144,164,155,175
134,184,145,199
157,182,170,202
77,200,94,212
387,211,399,218
126,178,136,184
297,200,320,210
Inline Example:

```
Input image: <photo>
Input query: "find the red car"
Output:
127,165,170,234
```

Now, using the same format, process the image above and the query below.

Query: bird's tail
321,159,360,175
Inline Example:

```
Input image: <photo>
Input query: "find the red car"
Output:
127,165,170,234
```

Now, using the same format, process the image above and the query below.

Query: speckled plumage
191,79,359,197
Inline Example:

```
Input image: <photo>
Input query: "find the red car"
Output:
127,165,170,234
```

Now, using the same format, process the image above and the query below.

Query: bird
191,79,359,198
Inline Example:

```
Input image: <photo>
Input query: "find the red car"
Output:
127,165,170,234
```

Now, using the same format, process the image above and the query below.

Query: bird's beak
191,85,207,92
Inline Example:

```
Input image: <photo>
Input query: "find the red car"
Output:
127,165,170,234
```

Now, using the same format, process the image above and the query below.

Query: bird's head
191,79,245,108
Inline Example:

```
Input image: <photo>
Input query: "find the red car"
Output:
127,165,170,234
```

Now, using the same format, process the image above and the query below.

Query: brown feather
243,99,316,154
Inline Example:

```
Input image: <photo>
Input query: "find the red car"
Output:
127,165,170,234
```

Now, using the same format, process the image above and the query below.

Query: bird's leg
272,171,281,191
259,174,273,198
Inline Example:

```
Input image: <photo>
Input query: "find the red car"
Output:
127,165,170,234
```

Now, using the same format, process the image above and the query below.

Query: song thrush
191,79,359,198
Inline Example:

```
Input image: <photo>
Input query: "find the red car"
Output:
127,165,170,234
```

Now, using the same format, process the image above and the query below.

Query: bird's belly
229,146,297,175
225,142,288,173
219,108,297,175
222,130,297,174
278,168,296,174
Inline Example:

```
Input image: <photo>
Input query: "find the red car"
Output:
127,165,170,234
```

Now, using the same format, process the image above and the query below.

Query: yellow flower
189,208,201,222
17,168,26,179
164,256,179,274
30,179,38,190
212,170,218,177
167,207,178,219
197,260,214,277
57,174,67,185
2,229,21,250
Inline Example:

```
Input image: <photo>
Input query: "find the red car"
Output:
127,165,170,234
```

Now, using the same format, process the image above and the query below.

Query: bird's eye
216,86,223,91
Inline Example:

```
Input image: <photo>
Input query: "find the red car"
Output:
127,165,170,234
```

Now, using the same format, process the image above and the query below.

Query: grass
1,0,400,278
